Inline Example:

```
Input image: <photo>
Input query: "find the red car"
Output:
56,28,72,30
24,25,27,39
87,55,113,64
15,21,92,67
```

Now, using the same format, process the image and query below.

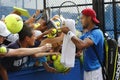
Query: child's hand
35,10,41,17
43,29,53,35
11,10,21,16
76,50,83,57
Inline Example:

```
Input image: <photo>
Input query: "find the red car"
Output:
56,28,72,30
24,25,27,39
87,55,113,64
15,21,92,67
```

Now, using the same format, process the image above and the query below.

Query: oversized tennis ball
4,14,23,34
53,55,70,73
0,46,7,54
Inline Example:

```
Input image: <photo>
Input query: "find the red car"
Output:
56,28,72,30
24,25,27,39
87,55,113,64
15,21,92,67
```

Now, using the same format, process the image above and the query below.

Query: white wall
0,0,43,9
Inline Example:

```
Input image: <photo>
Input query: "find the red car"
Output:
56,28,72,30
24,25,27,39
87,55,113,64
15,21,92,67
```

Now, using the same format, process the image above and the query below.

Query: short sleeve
80,34,85,40
87,30,102,45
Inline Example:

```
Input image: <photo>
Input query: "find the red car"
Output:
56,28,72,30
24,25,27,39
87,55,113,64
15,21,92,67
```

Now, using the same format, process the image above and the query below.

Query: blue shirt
80,27,104,71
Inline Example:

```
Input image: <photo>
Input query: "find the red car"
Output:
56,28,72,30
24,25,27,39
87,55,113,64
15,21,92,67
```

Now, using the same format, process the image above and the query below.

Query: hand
52,52,60,56
45,66,57,73
11,10,21,16
60,27,70,34
51,15,60,20
36,19,47,32
43,29,53,35
76,50,83,57
35,10,41,16
44,43,52,51
25,17,36,24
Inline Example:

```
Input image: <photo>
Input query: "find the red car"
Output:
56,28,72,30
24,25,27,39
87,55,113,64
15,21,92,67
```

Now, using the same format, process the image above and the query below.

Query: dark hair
18,23,33,41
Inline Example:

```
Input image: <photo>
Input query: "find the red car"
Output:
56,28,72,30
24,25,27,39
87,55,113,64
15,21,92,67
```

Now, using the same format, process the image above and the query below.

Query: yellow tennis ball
46,29,57,38
53,55,70,73
34,23,41,29
5,14,23,34
0,46,7,54
55,21,60,27
52,28,57,34
52,55,57,60
80,55,83,63
46,34,56,38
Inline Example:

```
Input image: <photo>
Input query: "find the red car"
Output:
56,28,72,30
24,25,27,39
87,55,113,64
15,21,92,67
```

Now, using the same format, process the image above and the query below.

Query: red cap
81,8,100,24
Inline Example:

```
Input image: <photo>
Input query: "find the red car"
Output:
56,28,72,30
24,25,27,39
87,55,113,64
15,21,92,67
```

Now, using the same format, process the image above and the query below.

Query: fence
1,0,120,39
44,0,120,40
0,0,120,80
103,0,120,40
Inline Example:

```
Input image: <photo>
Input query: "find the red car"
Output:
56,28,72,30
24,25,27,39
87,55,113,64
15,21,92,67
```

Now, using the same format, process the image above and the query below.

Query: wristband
67,31,75,39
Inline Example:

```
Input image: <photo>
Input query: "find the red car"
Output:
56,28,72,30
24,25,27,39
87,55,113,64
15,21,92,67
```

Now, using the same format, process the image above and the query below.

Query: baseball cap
81,8,100,24
0,21,10,37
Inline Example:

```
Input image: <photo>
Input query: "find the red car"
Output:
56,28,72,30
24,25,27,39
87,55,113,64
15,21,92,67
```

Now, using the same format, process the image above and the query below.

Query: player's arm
60,27,94,49
71,36,93,49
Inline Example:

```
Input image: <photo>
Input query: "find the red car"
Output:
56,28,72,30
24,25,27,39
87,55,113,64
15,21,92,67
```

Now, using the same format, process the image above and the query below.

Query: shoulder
91,29,104,38
7,40,20,49
92,28,103,34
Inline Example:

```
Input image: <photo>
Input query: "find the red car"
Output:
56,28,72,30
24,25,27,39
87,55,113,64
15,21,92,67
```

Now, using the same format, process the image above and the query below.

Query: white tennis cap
0,21,10,37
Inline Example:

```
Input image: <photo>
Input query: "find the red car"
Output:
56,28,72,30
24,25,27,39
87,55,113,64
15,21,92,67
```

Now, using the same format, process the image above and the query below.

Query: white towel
61,19,76,67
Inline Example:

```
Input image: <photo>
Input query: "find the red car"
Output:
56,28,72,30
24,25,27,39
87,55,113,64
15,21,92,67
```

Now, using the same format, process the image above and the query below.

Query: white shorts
84,67,103,80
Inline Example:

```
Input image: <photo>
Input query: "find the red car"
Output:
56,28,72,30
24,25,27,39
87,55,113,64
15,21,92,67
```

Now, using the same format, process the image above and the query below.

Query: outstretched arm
0,44,52,57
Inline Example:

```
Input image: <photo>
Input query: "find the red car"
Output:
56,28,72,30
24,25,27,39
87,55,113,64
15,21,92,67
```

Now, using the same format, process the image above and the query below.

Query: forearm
25,12,38,24
60,27,93,50
63,30,92,49
64,30,85,49
33,52,58,58
25,17,36,24
71,36,86,49
43,62,49,68
0,65,8,80
5,46,48,57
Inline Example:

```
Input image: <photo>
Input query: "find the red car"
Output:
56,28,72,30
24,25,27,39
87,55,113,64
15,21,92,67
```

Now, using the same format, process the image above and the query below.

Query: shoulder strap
92,45,104,68
91,27,108,80
92,45,108,80
90,27,103,66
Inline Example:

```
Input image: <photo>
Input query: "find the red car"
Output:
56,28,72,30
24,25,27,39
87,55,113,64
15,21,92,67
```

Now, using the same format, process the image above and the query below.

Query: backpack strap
91,28,108,80
92,45,108,80
92,45,104,68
